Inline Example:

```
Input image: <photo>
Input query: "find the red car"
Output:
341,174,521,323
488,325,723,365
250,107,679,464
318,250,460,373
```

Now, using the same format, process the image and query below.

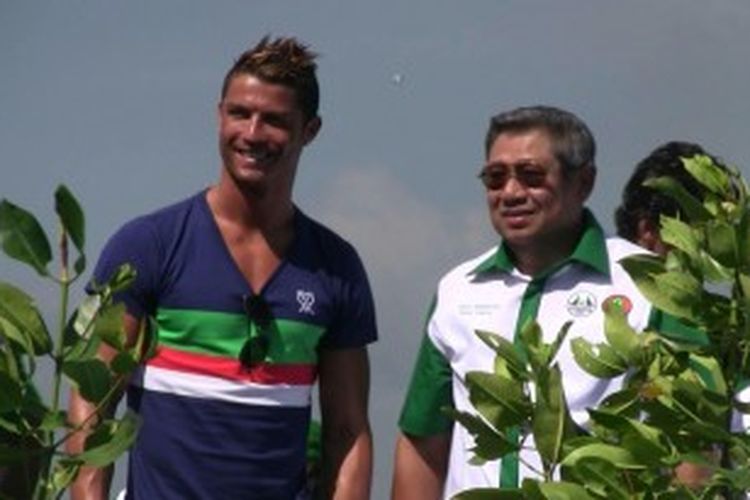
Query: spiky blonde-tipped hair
221,36,320,121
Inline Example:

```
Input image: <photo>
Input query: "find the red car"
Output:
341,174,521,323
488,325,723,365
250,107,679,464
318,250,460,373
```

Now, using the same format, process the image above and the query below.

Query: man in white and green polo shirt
391,106,703,499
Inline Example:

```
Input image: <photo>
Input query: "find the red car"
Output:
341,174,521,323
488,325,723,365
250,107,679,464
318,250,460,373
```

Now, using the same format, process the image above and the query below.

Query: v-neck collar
199,190,302,296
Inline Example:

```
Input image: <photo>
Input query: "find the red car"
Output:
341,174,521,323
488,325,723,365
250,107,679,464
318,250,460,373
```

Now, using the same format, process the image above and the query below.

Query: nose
499,174,527,200
242,114,267,143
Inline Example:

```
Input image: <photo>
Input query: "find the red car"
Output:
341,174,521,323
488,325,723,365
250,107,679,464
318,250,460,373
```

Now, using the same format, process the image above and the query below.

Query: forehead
223,74,300,113
487,128,556,164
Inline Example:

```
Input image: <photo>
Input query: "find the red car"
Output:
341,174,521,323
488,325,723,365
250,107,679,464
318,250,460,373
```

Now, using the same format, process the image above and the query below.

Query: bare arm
391,431,450,500
318,347,372,500
67,313,142,500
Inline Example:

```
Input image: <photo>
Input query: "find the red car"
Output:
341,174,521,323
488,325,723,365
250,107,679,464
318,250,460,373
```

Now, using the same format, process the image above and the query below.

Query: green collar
471,209,610,280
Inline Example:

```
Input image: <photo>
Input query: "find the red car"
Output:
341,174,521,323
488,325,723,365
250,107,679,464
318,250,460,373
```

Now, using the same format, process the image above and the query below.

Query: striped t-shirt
93,191,377,499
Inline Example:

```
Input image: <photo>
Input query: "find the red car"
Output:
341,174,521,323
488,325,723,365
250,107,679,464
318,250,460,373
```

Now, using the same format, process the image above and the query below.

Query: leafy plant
453,155,750,499
0,186,144,499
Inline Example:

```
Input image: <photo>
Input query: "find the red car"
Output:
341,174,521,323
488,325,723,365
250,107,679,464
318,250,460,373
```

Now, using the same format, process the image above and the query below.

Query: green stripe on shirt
155,308,325,364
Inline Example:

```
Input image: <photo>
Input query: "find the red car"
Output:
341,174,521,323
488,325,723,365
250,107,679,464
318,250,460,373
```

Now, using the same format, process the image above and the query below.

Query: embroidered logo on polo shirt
297,290,316,315
602,294,633,315
566,291,597,317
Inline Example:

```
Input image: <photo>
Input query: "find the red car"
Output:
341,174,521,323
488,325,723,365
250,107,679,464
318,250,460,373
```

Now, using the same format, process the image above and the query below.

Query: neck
209,174,294,232
510,223,583,277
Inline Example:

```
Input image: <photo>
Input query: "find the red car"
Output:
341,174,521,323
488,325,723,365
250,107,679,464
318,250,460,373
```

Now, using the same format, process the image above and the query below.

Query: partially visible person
67,36,376,499
615,140,726,251
392,106,703,499
615,140,745,490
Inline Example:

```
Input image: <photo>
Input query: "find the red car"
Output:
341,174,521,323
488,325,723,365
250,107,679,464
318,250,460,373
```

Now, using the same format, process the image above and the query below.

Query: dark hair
615,141,726,240
484,105,596,175
221,36,320,122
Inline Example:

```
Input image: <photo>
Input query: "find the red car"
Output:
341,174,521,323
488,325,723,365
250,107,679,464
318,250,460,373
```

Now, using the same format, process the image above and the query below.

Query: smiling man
68,37,377,500
391,106,699,499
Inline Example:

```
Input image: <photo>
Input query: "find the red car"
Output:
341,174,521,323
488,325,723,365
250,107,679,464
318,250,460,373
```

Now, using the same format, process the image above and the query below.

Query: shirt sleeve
399,297,454,436
89,216,162,320
319,246,377,349
647,308,709,346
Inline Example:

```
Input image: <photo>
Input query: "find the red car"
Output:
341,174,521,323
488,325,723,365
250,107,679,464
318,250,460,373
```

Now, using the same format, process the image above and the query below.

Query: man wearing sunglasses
392,106,702,498
68,36,377,500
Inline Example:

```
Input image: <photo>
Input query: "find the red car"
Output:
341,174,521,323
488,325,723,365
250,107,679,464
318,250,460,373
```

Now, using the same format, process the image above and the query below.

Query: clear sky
2,1,750,497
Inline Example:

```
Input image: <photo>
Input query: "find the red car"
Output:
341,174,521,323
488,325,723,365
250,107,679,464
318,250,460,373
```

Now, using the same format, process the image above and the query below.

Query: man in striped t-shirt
68,36,377,499
392,106,702,499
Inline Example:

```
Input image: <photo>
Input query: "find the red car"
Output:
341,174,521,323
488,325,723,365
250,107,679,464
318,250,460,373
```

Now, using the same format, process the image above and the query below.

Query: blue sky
2,1,750,497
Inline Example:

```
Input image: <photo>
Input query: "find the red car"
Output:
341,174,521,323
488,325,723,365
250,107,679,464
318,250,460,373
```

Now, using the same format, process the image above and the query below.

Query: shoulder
296,210,365,270
604,235,653,261
107,192,204,247
437,246,497,291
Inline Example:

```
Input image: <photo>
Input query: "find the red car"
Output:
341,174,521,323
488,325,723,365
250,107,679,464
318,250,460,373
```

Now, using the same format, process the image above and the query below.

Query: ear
302,116,322,145
216,100,224,126
576,166,596,202
635,218,664,253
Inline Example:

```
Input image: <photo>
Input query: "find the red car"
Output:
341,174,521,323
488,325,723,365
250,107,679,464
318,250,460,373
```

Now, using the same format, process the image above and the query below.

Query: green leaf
110,351,139,375
704,219,737,268
520,320,552,370
537,481,596,500
660,216,701,259
0,371,24,413
532,364,577,466
682,154,731,196
444,408,518,461
603,305,641,365
0,200,52,276
570,338,628,378
737,206,750,268
63,358,113,404
620,257,702,324
72,293,101,338
643,176,712,222
588,409,671,465
51,459,81,493
0,316,36,360
40,410,67,431
0,443,37,465
54,184,85,254
453,488,525,500
547,321,572,366
561,443,646,470
564,456,630,500
0,281,52,354
466,371,532,429
476,330,527,380
91,302,127,350
76,411,141,467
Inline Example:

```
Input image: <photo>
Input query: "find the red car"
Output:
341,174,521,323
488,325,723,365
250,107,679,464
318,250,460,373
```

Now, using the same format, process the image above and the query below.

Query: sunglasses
478,164,549,191
239,293,273,366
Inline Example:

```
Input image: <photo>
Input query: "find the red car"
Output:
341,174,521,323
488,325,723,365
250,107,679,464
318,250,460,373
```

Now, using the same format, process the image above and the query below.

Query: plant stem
35,229,72,500
52,230,69,418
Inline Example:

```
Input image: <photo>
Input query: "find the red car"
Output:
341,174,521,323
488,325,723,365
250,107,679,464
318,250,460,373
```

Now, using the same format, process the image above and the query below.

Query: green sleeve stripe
399,332,454,436
155,308,325,363
648,308,709,346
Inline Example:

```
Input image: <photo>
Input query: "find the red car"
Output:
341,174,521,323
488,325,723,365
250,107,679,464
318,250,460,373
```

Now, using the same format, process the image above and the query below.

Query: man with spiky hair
68,36,376,499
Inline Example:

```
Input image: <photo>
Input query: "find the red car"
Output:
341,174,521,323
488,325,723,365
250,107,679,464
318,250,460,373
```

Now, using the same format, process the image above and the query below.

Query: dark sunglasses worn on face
478,162,549,191
240,293,273,366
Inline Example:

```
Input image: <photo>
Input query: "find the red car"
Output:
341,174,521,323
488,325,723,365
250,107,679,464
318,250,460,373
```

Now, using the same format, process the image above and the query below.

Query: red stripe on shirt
146,346,317,385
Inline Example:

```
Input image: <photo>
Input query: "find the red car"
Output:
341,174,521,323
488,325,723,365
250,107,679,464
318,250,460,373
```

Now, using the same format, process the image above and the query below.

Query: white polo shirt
399,213,704,499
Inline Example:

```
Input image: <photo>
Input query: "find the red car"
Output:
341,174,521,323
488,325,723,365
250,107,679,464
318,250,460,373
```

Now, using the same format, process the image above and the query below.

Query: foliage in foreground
0,186,145,499
453,155,750,499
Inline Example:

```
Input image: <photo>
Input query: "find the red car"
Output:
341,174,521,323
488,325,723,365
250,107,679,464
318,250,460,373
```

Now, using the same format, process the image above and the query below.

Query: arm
67,313,142,500
318,347,372,500
392,431,450,500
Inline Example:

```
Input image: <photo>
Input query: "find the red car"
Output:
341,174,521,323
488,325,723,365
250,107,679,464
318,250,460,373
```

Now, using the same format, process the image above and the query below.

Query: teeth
240,149,271,161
